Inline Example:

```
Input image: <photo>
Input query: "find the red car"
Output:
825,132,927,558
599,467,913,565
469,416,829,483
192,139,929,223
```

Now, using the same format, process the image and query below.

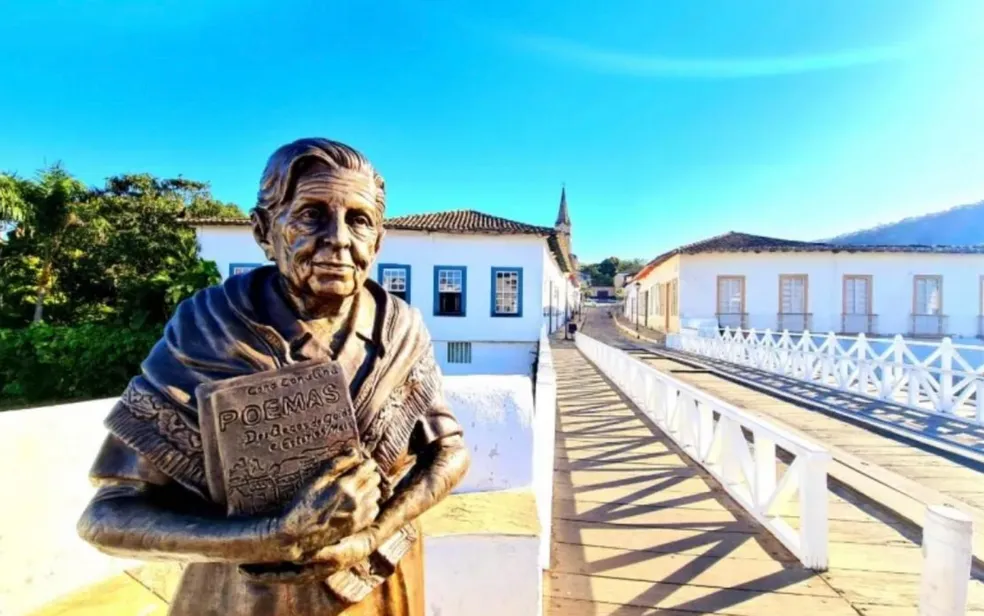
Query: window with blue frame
377,263,411,303
434,266,466,316
229,263,263,277
491,267,523,317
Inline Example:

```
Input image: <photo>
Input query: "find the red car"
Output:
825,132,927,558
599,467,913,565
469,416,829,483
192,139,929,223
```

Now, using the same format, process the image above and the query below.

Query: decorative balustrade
840,313,878,336
715,312,748,330
910,313,948,337
680,327,984,425
575,332,831,570
777,312,812,333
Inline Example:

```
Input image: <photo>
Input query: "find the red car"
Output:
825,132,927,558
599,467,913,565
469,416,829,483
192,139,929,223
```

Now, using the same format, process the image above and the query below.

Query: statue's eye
349,212,372,227
300,208,322,222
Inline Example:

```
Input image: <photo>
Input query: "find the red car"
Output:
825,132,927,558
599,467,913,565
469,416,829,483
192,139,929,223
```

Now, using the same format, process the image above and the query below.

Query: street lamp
634,281,641,333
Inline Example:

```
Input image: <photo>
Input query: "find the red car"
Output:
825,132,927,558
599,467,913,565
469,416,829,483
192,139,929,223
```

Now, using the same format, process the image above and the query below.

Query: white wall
541,244,575,334
196,225,271,279
0,374,541,616
373,232,546,344
680,252,984,337
625,256,681,331
433,341,535,376
424,535,540,616
445,375,535,493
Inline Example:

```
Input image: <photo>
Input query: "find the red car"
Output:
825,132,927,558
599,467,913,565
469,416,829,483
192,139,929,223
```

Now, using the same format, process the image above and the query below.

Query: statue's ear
374,227,386,256
250,209,276,261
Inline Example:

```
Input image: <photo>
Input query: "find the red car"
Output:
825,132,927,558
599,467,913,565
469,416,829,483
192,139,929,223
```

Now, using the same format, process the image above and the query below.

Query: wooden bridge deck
548,316,984,615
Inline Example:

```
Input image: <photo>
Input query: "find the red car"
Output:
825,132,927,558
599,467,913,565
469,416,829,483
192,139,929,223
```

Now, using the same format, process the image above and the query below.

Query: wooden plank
552,460,698,472
553,493,737,515
820,569,984,610
546,596,694,616
546,572,858,615
553,498,756,531
551,543,838,597
552,521,792,563
553,476,725,506
827,542,925,574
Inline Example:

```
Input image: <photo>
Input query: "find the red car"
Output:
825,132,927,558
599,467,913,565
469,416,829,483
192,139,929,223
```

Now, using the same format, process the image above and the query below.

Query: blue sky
2,1,984,263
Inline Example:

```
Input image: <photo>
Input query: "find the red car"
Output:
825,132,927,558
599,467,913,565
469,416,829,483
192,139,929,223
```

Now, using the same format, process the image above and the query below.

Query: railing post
697,400,714,461
920,505,972,616
799,451,830,570
754,435,776,510
940,338,954,414
857,333,869,396
976,379,984,425
720,417,743,488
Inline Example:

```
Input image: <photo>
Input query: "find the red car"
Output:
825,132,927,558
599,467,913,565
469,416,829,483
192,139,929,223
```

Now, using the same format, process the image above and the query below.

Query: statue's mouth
311,262,354,274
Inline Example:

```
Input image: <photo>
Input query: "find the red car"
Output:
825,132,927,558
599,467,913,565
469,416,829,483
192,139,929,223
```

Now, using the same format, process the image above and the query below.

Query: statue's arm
369,432,469,543
369,395,470,545
76,435,290,564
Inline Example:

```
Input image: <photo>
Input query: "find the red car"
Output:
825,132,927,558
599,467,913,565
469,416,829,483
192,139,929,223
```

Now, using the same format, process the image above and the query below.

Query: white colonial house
623,231,984,340
187,191,579,375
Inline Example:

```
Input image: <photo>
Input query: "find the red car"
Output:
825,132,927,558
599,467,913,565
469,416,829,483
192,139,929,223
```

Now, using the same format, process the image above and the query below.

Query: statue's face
269,168,383,303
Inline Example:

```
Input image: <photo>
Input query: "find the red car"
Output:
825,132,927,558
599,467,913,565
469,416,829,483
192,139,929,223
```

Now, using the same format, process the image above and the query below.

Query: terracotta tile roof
630,231,984,283
182,216,251,226
383,210,553,235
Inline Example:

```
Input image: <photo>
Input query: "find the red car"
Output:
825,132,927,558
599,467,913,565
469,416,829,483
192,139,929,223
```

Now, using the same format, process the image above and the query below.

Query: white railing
533,326,557,571
680,328,984,425
575,332,831,570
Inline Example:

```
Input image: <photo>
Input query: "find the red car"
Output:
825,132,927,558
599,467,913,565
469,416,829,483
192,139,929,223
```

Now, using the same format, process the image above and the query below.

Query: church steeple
555,184,571,233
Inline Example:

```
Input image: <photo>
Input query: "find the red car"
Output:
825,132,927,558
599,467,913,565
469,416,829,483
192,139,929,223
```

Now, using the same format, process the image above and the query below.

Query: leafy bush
0,324,161,408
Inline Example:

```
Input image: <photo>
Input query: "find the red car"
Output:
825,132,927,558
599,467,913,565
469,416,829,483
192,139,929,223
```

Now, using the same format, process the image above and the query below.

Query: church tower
555,184,571,236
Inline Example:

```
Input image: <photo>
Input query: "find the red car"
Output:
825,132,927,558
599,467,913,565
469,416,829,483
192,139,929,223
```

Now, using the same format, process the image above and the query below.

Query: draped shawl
103,266,455,502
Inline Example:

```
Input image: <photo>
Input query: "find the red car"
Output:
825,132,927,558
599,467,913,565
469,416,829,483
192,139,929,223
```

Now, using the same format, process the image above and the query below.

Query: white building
187,194,579,375
623,231,984,339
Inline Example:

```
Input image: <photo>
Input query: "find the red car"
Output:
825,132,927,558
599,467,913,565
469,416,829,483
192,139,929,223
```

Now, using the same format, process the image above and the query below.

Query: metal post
920,505,973,616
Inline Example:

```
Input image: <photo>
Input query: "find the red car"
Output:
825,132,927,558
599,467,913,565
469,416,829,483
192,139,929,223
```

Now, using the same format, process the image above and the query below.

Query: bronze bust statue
77,138,471,615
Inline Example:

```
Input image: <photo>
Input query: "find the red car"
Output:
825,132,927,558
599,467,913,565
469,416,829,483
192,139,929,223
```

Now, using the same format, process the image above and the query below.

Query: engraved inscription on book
198,360,360,516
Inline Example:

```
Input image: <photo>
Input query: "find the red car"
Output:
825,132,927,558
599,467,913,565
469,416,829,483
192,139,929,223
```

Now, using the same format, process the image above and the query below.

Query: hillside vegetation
827,200,984,246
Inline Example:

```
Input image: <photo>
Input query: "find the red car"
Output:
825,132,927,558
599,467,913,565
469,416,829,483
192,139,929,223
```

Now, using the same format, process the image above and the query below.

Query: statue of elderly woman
76,138,471,615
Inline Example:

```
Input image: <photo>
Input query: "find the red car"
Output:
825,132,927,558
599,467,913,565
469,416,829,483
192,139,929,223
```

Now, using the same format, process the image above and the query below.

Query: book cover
196,359,360,516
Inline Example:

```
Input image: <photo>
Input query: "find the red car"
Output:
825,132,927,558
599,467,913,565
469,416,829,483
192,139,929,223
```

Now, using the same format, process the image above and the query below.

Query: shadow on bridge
546,339,852,615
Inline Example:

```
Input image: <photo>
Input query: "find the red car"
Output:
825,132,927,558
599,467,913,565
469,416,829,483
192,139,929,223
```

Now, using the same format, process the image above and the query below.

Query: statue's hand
239,530,377,585
310,528,376,570
269,450,382,561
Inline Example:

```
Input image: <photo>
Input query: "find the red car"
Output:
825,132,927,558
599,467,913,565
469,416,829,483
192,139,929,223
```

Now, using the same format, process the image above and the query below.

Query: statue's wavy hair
250,138,386,254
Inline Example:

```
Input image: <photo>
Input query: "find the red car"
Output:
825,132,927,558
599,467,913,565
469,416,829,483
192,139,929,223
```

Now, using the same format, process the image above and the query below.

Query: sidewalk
612,313,667,345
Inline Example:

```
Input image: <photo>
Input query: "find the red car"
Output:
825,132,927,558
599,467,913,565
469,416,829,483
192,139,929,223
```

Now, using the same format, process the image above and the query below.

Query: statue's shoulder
159,267,273,365
172,266,271,323
366,279,430,347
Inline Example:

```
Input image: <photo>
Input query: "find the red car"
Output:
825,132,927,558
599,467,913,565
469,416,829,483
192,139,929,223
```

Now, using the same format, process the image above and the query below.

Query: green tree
0,164,90,323
0,173,29,228
598,256,620,280
0,168,230,329
618,258,646,275
65,174,226,326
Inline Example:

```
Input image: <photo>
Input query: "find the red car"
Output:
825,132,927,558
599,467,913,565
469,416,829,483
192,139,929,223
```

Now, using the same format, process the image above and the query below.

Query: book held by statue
196,359,416,603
